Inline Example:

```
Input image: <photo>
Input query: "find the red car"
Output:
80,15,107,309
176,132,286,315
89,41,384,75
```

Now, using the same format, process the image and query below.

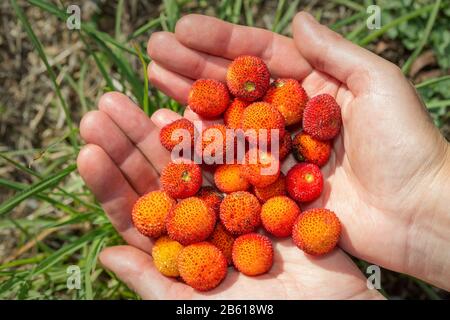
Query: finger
292,12,396,95
80,110,159,195
98,92,172,173
183,107,223,129
148,32,229,81
99,245,191,299
175,14,313,79
77,145,152,252
148,62,193,104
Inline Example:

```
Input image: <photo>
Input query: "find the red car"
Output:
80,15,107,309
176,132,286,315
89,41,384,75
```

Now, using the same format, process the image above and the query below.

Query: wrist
405,139,450,290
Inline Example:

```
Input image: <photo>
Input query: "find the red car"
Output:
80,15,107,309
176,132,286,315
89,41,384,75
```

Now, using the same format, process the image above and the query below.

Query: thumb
99,245,189,299
292,11,397,95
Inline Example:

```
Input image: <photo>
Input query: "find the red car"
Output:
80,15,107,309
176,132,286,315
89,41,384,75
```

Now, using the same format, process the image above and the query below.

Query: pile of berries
132,56,343,291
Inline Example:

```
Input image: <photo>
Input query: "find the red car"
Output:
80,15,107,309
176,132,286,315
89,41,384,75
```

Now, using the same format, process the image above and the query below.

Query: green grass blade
402,0,442,75
243,0,254,26
359,4,435,46
0,164,77,216
415,75,450,89
163,0,179,32
273,0,300,34
32,227,110,275
232,0,243,24
272,0,285,32
330,0,365,12
426,99,450,109
115,0,125,40
12,0,78,150
128,18,162,40
133,43,151,116
84,237,106,300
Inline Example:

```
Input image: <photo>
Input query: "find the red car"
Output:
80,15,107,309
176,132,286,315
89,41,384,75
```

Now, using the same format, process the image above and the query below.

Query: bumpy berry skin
214,164,250,193
224,98,249,129
302,94,342,141
177,242,227,291
226,56,270,102
166,197,216,245
197,186,223,217
253,173,286,203
263,79,308,126
286,163,323,202
241,102,286,145
261,196,300,237
292,208,341,256
209,223,235,265
152,236,184,277
196,124,233,164
292,132,331,167
278,133,292,161
219,191,261,235
241,149,280,188
132,191,176,238
159,118,195,152
232,233,273,276
188,79,230,118
161,161,202,199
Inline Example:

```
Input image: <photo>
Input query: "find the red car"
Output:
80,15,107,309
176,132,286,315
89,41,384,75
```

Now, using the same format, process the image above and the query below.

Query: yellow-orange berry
232,233,273,276
152,236,184,277
166,197,216,245
177,242,227,291
219,191,261,235
132,191,176,238
241,149,280,188
263,79,308,126
224,98,249,129
214,164,250,193
292,208,341,256
241,102,286,145
253,173,286,203
261,196,300,237
209,223,235,265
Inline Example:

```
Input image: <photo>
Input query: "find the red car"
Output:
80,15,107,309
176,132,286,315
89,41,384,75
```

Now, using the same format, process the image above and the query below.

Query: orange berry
263,79,308,126
166,197,216,245
214,164,250,193
159,118,195,152
241,102,286,145
219,191,261,235
209,223,235,265
226,56,270,101
292,208,341,256
188,79,230,118
197,186,223,217
132,191,175,238
261,196,300,237
286,163,323,202
253,173,286,203
196,124,233,164
241,149,280,188
160,161,202,199
292,132,331,167
178,242,227,291
232,233,273,276
224,98,249,129
152,236,184,277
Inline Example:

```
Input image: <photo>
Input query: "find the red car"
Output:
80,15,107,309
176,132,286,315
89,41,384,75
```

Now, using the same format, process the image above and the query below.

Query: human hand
77,12,450,298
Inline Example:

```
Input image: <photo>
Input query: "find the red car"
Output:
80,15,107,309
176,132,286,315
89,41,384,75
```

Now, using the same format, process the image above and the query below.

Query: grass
0,0,448,300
